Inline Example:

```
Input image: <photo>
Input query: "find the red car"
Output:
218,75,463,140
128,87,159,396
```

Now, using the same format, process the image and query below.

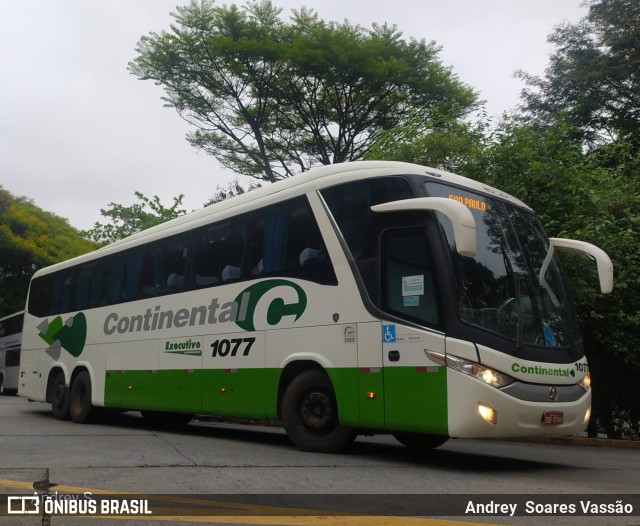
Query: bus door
379,228,448,435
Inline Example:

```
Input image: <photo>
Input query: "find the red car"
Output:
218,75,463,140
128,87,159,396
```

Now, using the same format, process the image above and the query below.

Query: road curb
498,435,640,449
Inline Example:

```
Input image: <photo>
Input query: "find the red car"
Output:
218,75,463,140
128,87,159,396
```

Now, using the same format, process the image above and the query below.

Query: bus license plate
543,411,564,425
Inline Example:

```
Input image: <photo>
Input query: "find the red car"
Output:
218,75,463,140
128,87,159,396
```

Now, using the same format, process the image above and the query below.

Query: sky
1,0,588,231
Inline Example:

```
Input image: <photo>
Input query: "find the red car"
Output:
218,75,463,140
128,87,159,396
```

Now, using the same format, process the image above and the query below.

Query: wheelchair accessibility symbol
382,325,396,343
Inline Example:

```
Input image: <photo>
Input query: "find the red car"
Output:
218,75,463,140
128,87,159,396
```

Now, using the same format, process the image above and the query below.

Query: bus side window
190,216,248,288
74,264,94,310
320,176,415,303
191,230,222,287
248,196,337,285
90,251,141,307
140,234,189,297
50,270,73,314
28,276,53,317
5,348,20,367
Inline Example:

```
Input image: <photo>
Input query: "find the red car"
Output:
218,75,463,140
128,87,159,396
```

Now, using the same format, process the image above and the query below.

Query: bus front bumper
446,369,591,439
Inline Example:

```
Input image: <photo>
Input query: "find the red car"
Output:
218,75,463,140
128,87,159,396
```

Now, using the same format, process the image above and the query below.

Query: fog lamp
478,403,497,425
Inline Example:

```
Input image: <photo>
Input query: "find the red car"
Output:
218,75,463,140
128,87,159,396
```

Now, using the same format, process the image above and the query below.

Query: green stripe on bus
104,368,280,418
382,366,448,435
104,365,447,434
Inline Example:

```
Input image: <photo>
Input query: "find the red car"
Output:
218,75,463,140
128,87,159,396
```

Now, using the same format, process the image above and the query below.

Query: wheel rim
300,390,335,433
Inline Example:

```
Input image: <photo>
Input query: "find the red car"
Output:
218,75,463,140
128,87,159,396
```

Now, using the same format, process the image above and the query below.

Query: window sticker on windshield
402,275,424,296
403,296,419,307
543,325,556,347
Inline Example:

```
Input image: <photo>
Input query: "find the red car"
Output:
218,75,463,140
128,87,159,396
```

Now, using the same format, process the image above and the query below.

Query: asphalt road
0,395,638,526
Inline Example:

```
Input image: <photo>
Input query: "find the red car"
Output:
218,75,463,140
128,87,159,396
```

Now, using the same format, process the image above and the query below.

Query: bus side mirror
371,197,477,257
550,238,614,294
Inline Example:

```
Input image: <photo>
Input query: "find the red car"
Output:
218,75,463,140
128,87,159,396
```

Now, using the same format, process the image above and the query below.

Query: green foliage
82,192,187,244
370,0,640,436
517,0,640,151
203,178,261,207
509,0,640,436
366,110,491,174
367,111,640,436
129,0,477,181
469,120,640,437
0,186,96,317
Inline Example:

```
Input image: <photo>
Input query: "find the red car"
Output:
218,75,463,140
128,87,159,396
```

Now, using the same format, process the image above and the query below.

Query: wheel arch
70,362,98,405
46,365,69,403
45,363,97,404
275,354,359,428
277,359,327,420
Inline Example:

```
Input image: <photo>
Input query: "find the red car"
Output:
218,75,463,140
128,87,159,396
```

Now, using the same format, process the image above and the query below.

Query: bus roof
32,161,529,278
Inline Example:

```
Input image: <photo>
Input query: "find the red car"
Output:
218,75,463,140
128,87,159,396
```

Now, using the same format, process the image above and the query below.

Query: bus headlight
579,372,591,391
441,353,514,388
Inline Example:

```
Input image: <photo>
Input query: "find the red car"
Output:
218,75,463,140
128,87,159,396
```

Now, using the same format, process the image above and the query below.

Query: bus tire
69,371,96,423
393,432,448,451
50,370,70,420
281,369,356,453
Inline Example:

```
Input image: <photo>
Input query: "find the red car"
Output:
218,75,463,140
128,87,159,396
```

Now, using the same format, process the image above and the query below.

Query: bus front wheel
281,369,356,453
69,371,96,423
50,370,70,420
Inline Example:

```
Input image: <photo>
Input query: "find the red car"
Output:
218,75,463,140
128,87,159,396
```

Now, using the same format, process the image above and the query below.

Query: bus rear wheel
393,432,448,451
281,369,356,453
69,371,97,423
50,370,70,420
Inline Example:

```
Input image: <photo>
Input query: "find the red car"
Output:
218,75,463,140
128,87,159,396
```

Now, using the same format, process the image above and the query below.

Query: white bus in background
18,161,613,452
0,311,24,396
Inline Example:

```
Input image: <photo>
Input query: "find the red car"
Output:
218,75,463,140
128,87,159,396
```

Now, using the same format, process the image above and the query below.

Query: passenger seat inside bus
299,248,320,266
222,265,241,282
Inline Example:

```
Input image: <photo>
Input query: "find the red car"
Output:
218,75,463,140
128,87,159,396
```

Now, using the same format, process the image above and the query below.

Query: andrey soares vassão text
465,499,634,517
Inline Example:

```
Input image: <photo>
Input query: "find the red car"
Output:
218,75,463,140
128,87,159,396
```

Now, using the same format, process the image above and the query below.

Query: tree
0,186,96,317
512,0,640,437
467,118,640,438
82,192,186,244
366,110,491,174
129,0,477,181
203,178,261,207
517,0,640,151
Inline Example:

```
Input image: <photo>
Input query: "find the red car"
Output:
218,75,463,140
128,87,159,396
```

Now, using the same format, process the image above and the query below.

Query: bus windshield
426,182,579,349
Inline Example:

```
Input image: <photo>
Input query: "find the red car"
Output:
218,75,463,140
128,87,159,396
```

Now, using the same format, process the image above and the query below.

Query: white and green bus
19,161,613,452
1,311,24,396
